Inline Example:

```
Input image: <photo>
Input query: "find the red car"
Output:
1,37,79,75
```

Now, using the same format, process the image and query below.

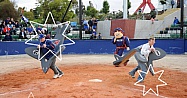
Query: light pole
123,0,128,19
180,0,184,38
79,0,82,39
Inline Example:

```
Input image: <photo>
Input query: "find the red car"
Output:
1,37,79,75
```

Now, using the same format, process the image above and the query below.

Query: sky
13,0,160,15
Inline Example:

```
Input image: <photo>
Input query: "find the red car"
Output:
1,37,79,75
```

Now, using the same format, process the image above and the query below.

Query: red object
123,62,127,66
134,0,155,14
123,60,129,66
3,27,11,34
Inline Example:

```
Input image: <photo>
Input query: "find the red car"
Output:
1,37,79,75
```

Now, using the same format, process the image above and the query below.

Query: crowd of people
0,16,49,41
0,16,103,41
82,17,102,39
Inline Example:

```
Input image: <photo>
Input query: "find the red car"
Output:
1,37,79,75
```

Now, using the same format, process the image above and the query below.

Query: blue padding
63,40,115,54
185,40,187,52
154,39,185,54
0,39,186,55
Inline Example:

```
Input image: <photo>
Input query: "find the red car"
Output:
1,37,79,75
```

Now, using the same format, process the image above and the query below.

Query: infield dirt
0,54,187,98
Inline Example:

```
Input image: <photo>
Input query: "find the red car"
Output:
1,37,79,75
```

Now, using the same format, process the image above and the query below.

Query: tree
85,6,98,18
116,10,123,19
72,0,78,9
33,6,42,19
0,0,19,20
100,0,110,14
23,11,34,20
85,1,98,18
37,0,76,23
0,0,4,2
128,0,131,9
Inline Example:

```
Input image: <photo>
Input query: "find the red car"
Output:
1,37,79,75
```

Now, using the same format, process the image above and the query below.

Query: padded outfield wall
0,39,186,55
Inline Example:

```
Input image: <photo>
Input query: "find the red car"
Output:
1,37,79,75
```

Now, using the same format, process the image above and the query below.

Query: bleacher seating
0,35,19,41
72,34,79,39
154,34,171,39
157,22,187,39
17,39,28,41
154,34,162,38
0,35,5,41
66,30,93,39
171,24,180,27
12,35,19,40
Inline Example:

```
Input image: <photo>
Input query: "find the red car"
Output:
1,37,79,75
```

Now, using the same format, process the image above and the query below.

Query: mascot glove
127,47,130,51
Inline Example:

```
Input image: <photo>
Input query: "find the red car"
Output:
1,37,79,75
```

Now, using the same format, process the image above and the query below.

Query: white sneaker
53,74,59,79
58,72,64,78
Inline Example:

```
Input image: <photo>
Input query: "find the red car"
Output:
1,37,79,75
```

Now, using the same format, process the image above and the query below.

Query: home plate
89,79,102,82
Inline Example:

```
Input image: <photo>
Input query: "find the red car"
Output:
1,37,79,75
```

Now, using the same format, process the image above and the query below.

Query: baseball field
0,54,187,98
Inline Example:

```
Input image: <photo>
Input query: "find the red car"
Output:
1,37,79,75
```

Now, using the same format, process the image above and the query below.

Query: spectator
10,26,16,35
2,26,11,35
2,32,12,41
83,19,89,33
90,29,96,39
173,17,179,25
88,18,93,34
150,9,156,19
138,9,142,14
90,33,96,39
171,0,175,8
36,25,42,34
66,25,71,34
14,21,20,28
20,14,29,27
20,14,29,23
88,29,93,35
7,21,14,29
176,0,180,8
27,26,34,35
137,9,142,19
150,9,156,24
0,21,5,34
10,18,15,25
151,17,154,24
5,17,10,25
92,17,98,30
41,26,47,34
92,29,97,36
19,28,27,39
97,33,102,39
0,21,5,28
45,33,51,39
88,18,93,28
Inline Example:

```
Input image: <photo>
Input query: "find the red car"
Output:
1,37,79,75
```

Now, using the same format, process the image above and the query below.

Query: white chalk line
119,85,169,98
0,81,49,96
0,88,38,96
0,81,169,97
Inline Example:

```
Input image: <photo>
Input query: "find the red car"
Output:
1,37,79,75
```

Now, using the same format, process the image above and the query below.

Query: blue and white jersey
21,16,29,23
112,36,130,48
39,39,56,60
